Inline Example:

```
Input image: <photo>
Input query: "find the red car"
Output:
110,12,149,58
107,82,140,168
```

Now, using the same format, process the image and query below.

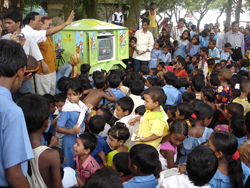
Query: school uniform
162,85,179,106
123,174,158,188
99,87,125,105
208,47,220,63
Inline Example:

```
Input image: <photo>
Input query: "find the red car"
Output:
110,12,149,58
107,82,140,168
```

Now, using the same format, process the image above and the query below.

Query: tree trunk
62,0,73,21
125,0,142,30
235,0,242,22
216,8,225,23
226,0,232,25
85,0,99,19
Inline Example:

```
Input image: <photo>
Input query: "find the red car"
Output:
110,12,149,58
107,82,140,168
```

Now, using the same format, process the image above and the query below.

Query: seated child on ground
80,64,90,76
175,102,195,127
145,77,159,88
114,69,129,96
149,68,158,77
96,107,112,137
18,94,63,188
192,77,205,99
220,43,232,62
161,45,171,65
135,105,146,116
139,65,150,79
229,115,246,147
173,57,188,78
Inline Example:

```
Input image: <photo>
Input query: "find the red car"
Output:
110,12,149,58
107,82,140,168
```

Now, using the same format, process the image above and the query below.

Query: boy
233,79,250,116
74,132,100,186
123,144,159,188
89,115,112,167
189,54,200,71
112,5,124,26
80,64,90,75
229,115,246,147
129,79,145,114
96,108,112,137
174,58,188,78
18,94,63,188
145,77,159,88
139,65,149,79
207,58,216,75
161,45,171,65
83,74,117,110
190,24,197,38
220,42,232,62
0,39,33,187
149,68,158,77
192,78,205,99
127,37,137,72
208,40,220,63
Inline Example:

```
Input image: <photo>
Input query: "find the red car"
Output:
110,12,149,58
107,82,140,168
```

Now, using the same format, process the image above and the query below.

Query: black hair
135,105,146,115
209,39,216,46
144,86,166,105
109,74,121,88
182,91,196,103
178,57,187,70
181,30,190,41
152,160,161,179
214,63,222,69
89,115,106,134
65,79,83,94
57,77,71,92
158,62,165,68
187,74,195,83
23,12,40,26
225,42,232,48
129,37,137,43
192,78,205,92
130,79,144,95
150,2,156,6
194,102,214,120
123,75,131,88
211,131,243,188
82,83,93,90
150,68,158,76
240,79,250,92
43,94,56,104
17,94,50,134
207,58,215,65
187,145,218,186
114,69,126,81
178,77,189,89
239,59,249,68
230,115,246,138
80,64,90,74
245,111,250,133
158,79,165,87
3,9,22,26
210,70,220,86
83,168,122,188
200,47,208,54
163,38,171,46
233,89,241,99
147,77,159,86
162,45,171,51
163,72,177,86
156,40,164,48
191,24,196,30
131,72,142,80
116,5,121,9
98,108,112,123
227,102,244,117
54,93,67,102
220,59,227,66
139,65,149,75
129,144,159,175
232,21,239,26
170,119,189,136
192,34,200,45
79,74,90,85
201,86,216,102
142,18,150,25
113,152,131,176
108,122,130,142
0,39,27,77
179,18,185,23
94,74,106,89
78,132,98,153
51,146,64,164
201,28,211,37
116,96,134,114
168,106,177,118
177,103,194,122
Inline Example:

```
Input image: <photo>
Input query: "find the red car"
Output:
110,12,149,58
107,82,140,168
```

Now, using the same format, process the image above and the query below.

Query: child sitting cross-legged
17,94,63,188
74,132,100,186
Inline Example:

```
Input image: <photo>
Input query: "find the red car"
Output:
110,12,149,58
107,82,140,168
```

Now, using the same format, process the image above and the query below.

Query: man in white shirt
133,18,154,73
112,5,124,26
216,24,232,52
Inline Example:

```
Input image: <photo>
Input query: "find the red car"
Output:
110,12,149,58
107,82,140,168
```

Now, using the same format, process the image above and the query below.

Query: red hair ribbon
191,113,197,121
232,151,240,160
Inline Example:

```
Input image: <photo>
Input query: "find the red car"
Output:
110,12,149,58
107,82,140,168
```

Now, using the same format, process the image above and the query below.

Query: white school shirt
22,25,47,44
132,29,154,61
112,12,124,24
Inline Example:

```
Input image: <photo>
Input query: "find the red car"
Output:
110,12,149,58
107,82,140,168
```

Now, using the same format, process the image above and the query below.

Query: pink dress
158,142,177,170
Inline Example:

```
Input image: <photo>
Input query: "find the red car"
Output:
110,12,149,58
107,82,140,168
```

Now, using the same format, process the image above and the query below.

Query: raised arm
56,123,80,135
103,89,117,102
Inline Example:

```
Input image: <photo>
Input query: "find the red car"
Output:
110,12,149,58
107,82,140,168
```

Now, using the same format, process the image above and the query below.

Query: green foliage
23,0,45,14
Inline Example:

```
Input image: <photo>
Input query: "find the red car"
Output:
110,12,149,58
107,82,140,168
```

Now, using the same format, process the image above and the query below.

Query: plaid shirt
171,26,187,41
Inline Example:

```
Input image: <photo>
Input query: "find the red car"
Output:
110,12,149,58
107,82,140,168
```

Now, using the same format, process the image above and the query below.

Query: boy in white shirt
112,5,124,26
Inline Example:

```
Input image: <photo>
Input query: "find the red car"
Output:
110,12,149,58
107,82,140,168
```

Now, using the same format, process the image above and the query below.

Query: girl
159,27,170,41
107,122,130,167
189,54,200,71
167,106,177,124
206,131,250,188
174,30,190,59
175,102,194,127
199,28,210,47
173,57,188,78
185,55,192,68
213,25,220,41
177,102,214,164
135,86,169,149
185,34,200,57
159,119,188,170
198,47,209,79
56,80,93,168
149,40,163,69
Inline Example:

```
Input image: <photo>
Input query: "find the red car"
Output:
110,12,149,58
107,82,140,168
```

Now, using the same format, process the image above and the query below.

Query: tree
125,0,142,30
235,0,243,22
74,0,99,19
208,0,227,24
226,0,233,24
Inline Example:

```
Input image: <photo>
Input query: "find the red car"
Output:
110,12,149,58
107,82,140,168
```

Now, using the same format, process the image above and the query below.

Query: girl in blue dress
185,34,200,57
55,80,92,168
173,30,190,59
199,28,210,47
148,40,162,69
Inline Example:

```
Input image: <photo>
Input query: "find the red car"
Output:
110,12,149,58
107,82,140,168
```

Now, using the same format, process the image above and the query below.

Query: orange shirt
174,69,188,78
37,36,57,74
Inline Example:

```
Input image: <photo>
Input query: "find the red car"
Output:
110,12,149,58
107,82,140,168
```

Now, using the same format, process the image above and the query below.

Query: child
107,122,130,167
56,80,93,168
207,58,216,75
214,63,222,71
149,40,162,69
208,40,220,63
112,152,134,183
192,78,205,99
189,54,200,72
149,68,158,77
123,144,159,188
179,77,189,94
96,108,112,137
190,24,197,38
159,119,188,170
139,65,150,79
128,37,136,72
177,103,214,164
161,45,171,65
220,59,227,68
18,94,63,188
129,79,145,114
74,132,100,186
186,34,200,56
229,115,246,147
215,68,233,111
89,115,111,167
157,62,165,72
167,106,177,123
173,30,190,59
136,86,169,149
175,102,194,127
173,57,188,78
198,47,209,79
237,58,249,72
135,105,146,116
159,145,218,188
233,79,250,115
220,43,232,62
206,131,250,188
182,91,196,103
145,77,159,88
226,63,237,75
201,85,216,113
83,74,117,109
80,64,90,75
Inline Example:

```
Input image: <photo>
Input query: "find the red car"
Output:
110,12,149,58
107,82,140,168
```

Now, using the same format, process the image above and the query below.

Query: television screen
98,37,114,61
